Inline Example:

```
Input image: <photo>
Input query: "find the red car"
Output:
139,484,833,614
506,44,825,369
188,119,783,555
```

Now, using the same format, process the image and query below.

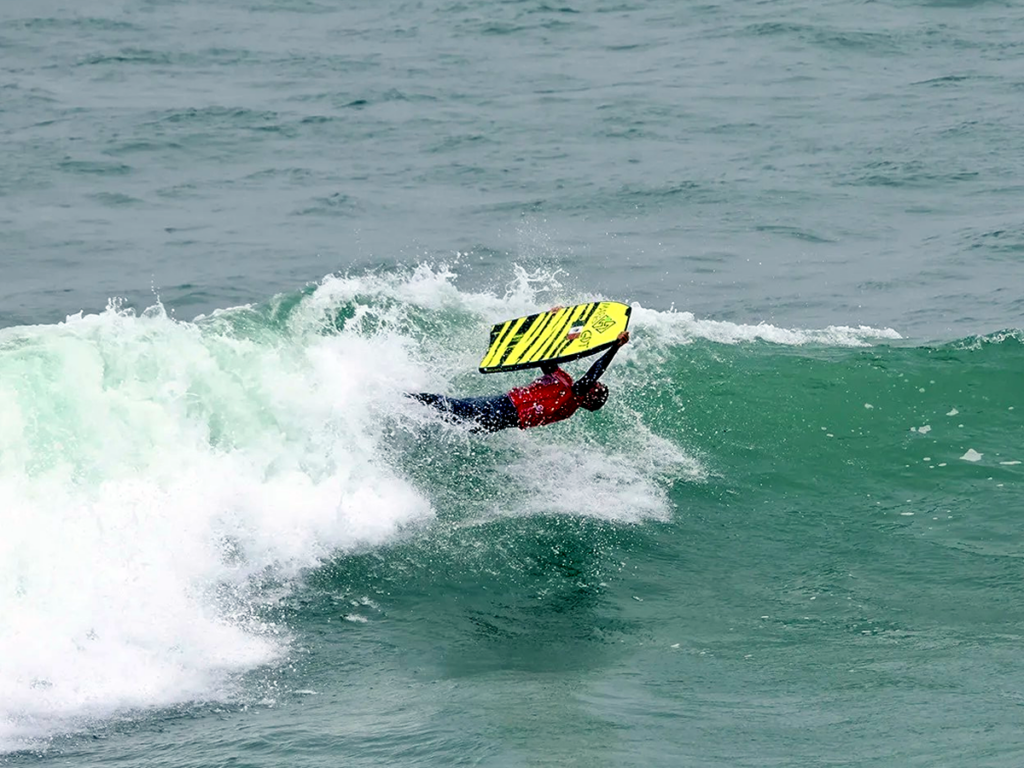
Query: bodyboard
479,301,631,374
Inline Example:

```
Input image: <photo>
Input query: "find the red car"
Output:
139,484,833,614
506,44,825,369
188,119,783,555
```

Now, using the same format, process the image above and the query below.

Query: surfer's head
580,382,609,411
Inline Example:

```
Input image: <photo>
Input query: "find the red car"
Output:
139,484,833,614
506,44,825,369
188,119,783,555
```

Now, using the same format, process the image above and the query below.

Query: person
409,329,630,433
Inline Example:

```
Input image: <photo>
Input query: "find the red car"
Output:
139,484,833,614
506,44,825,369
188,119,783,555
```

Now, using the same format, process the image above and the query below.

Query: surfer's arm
572,332,629,396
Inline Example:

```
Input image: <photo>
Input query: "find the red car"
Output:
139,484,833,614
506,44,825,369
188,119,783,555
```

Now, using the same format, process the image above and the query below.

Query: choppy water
2,0,1023,765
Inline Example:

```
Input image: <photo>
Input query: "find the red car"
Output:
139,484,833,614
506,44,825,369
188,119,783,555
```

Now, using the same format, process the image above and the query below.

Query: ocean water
1,0,1022,766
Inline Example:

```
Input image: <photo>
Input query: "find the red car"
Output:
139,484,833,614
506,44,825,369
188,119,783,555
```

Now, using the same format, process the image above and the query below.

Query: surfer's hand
617,331,630,346
549,305,564,313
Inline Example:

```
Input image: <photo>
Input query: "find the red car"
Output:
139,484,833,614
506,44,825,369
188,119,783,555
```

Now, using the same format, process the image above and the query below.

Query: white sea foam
0,298,433,752
629,305,902,347
266,264,903,351
499,426,706,524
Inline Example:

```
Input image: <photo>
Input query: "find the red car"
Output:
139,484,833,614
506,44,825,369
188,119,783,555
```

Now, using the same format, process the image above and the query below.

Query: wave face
1,266,1021,754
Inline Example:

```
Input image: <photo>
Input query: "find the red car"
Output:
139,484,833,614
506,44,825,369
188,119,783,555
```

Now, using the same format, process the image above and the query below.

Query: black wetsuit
408,392,520,432
410,342,622,433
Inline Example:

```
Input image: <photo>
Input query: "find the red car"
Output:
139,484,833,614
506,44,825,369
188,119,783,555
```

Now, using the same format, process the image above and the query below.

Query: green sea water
2,0,1024,765
1,270,1021,766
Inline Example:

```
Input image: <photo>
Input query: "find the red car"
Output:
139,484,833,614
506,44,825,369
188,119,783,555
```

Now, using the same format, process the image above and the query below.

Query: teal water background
2,0,1023,766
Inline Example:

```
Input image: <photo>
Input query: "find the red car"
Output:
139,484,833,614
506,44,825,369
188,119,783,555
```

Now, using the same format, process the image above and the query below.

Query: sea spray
0,294,433,751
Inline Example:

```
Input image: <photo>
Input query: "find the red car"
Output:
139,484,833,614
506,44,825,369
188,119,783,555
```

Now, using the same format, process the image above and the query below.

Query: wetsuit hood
580,382,609,411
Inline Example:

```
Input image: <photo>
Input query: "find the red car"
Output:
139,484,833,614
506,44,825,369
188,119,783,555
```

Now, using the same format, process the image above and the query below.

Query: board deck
479,301,631,374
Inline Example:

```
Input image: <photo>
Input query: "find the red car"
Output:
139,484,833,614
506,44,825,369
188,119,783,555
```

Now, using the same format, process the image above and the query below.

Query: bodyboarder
409,329,629,433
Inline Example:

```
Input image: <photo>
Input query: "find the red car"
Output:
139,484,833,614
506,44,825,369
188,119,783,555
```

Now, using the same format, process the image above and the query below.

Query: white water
0,294,431,751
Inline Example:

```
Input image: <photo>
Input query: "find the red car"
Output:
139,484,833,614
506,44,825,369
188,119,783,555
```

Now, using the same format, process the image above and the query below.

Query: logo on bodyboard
566,326,593,348
592,314,617,333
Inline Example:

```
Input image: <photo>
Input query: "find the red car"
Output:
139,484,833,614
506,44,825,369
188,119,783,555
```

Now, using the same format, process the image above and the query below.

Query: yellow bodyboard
479,301,631,374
